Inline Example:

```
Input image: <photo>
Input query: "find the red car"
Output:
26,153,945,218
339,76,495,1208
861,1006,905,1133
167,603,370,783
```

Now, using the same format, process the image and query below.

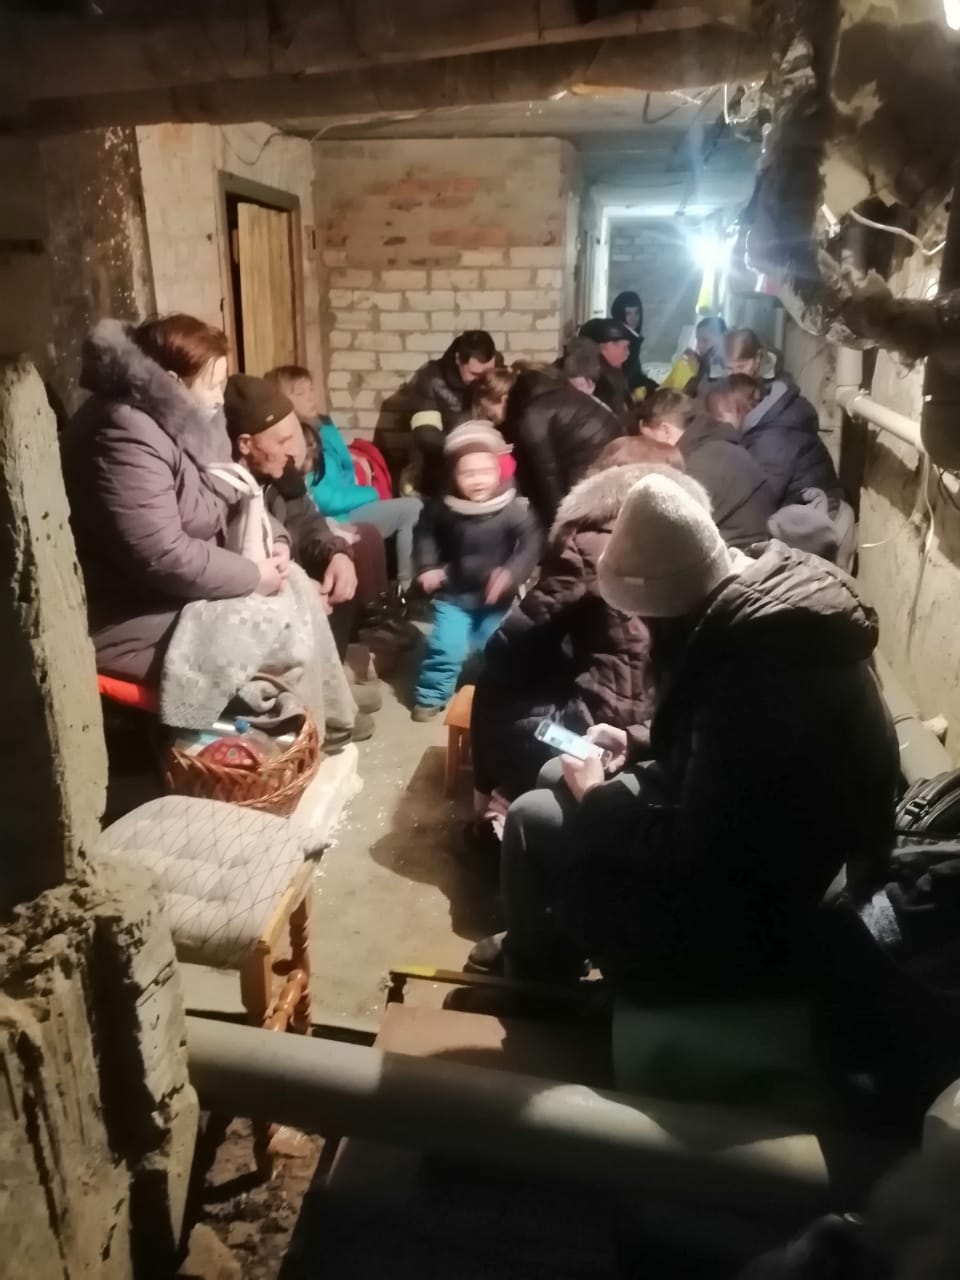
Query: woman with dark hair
466,435,700,855
62,314,284,682
610,291,660,401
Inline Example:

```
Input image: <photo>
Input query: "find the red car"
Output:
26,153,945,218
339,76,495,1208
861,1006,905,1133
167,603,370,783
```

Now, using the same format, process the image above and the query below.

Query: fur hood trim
551,463,711,542
79,318,230,467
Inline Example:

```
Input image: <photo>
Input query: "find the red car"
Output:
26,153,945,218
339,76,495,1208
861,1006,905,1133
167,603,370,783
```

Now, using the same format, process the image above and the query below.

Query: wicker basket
162,678,322,817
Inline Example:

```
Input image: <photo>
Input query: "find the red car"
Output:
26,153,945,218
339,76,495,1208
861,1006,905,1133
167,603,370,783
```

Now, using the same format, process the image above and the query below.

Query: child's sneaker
411,705,444,723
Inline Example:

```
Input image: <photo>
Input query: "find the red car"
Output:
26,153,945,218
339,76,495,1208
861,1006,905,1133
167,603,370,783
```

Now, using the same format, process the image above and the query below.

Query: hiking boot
411,704,444,723
323,712,375,755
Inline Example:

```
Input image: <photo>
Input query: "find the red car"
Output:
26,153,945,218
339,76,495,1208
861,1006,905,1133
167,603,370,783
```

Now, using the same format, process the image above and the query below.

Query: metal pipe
875,652,953,784
836,386,925,453
186,1015,893,1222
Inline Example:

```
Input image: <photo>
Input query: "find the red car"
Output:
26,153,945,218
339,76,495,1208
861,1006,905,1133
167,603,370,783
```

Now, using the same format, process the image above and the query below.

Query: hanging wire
848,209,947,258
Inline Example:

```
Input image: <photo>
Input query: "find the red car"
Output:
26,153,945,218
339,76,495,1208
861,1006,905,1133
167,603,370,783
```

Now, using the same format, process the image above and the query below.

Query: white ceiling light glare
945,0,960,31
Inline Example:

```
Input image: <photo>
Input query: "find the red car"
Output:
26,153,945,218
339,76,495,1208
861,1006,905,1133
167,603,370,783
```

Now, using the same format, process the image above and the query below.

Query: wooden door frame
218,172,306,372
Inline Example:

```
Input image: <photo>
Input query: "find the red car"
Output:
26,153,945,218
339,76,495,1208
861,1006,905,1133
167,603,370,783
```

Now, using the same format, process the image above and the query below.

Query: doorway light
946,0,960,31
690,231,726,272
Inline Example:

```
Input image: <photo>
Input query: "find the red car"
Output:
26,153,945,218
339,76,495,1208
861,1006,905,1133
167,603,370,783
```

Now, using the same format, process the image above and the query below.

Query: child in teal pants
412,421,542,721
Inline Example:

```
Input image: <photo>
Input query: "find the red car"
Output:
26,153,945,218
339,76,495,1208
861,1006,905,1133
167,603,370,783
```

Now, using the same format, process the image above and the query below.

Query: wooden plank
236,202,297,375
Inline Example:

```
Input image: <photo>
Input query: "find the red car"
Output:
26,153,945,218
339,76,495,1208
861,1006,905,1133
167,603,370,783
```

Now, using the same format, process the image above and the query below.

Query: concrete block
355,409,385,432
330,268,375,288
330,330,354,350
378,352,423,373
329,288,353,309
431,269,480,290
513,331,562,353
536,268,564,288
362,371,409,391
327,371,353,388
484,269,532,289
510,289,561,311
332,350,377,371
351,290,402,311
487,333,506,351
509,247,563,268
329,390,355,410
333,310,370,331
323,249,348,267
381,312,429,331
355,331,403,352
460,249,506,267
353,389,379,410
406,290,455,310
535,314,562,331
381,269,428,290
406,331,454,352
482,310,537,332
457,290,507,311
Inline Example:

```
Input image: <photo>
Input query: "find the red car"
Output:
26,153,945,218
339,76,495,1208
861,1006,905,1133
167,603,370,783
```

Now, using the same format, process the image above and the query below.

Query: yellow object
662,354,698,391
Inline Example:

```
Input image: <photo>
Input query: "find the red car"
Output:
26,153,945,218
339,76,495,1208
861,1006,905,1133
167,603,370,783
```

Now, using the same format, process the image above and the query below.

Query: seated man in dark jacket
508,339,625,528
639,387,775,548
469,473,899,997
408,330,497,496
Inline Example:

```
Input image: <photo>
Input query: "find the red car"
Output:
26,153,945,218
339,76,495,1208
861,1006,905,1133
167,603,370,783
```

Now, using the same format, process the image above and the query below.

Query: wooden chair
444,684,475,797
238,863,314,1174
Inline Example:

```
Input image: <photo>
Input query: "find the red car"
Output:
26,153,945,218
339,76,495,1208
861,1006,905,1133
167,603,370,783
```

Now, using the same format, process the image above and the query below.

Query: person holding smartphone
468,472,898,1000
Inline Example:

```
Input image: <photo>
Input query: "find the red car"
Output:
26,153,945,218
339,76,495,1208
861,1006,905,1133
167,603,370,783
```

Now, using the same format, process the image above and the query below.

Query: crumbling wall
136,122,322,377
313,137,578,437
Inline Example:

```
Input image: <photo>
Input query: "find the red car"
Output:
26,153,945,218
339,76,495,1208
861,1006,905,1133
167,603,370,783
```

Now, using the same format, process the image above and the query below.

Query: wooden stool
238,863,314,1174
444,684,475,797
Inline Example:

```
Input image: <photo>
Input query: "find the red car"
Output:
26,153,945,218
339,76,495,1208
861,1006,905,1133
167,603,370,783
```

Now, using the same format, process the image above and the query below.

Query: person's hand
418,568,447,595
485,567,513,605
255,555,288,596
321,552,357,605
315,582,333,614
586,723,629,773
560,754,605,804
274,541,291,571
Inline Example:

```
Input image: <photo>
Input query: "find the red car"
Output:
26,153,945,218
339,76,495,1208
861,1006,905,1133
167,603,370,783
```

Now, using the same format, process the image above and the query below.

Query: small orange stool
443,684,475,797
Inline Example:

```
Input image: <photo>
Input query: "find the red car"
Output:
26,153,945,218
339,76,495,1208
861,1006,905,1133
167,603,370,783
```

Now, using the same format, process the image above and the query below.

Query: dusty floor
310,650,498,1022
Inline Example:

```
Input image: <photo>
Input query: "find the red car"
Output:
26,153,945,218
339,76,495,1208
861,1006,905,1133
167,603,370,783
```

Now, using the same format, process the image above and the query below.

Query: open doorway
222,175,305,376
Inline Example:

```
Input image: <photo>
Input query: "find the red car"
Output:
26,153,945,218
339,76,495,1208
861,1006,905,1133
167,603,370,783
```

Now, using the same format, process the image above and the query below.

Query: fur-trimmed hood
79,318,230,467
550,463,711,542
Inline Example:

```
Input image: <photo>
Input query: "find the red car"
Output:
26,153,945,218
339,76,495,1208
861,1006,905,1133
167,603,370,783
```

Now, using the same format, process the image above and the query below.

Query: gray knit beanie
598,472,734,617
443,419,511,459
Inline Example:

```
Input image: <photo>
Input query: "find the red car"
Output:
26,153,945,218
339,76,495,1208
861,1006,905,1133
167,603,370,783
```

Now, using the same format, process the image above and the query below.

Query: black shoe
465,932,507,975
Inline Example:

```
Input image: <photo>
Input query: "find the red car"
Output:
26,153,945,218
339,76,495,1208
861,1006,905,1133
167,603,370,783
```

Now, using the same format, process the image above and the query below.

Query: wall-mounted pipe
185,1015,896,1223
836,387,925,452
875,652,953,783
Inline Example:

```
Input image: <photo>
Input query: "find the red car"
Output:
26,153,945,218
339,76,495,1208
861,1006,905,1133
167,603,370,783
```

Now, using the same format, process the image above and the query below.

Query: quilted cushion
95,795,304,968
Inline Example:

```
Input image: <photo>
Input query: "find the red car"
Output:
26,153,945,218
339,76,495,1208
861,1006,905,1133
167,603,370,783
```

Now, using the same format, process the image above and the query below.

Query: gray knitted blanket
159,563,356,731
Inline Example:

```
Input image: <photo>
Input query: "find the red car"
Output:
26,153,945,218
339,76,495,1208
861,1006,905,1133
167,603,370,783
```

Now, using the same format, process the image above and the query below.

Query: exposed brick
333,310,369,331
330,268,374,288
487,332,506,351
327,371,353,388
329,389,355,410
431,269,480,290
482,310,537,332
353,389,379,410
457,290,506,311
330,330,354,349
460,250,506,267
363,371,409,390
331,350,377,371
381,269,428,290
484,269,532,289
329,289,353,309
406,331,454,352
431,310,483,331
509,247,563,268
381,312,430,331
355,331,403,352
351,290,402,311
512,331,560,353
510,289,560,311
378,352,423,373
535,314,562,331
323,249,348,267
536,268,564,288
406,290,455,310
355,410,384,432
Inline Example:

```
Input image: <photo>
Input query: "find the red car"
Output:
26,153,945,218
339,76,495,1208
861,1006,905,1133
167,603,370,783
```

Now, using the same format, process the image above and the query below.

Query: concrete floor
310,654,498,1023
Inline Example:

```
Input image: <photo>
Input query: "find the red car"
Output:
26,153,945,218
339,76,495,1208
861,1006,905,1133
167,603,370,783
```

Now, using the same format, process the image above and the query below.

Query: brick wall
313,138,577,438
136,123,322,378
607,218,702,365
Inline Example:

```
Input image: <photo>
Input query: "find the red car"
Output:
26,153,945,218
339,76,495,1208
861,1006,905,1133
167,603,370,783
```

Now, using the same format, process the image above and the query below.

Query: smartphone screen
534,719,605,762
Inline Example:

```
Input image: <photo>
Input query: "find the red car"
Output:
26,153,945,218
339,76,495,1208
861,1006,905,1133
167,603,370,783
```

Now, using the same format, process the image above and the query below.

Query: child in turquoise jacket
268,365,422,585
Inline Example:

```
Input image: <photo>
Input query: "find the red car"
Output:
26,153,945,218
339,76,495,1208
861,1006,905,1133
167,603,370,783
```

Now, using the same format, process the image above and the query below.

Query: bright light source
946,0,960,31
691,232,726,272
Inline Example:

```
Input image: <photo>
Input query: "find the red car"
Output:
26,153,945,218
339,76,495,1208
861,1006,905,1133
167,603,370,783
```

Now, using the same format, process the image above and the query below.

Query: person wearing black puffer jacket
508,339,625,528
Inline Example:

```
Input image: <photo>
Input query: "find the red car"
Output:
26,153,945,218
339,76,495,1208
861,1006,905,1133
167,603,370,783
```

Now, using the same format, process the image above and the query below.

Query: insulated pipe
185,1015,890,1223
836,386,925,453
875,652,953,785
